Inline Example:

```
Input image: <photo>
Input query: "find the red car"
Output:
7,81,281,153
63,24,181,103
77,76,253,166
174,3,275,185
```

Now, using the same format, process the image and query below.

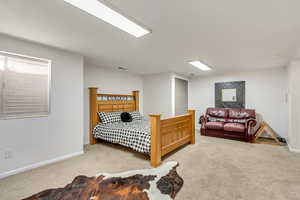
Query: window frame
0,51,51,120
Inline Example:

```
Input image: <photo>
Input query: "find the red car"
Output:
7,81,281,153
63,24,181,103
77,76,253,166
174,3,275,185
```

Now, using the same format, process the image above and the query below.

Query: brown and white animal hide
22,161,183,200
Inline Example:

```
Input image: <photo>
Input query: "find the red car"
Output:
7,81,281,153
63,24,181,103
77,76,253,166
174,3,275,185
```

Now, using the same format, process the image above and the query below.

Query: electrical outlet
4,150,13,159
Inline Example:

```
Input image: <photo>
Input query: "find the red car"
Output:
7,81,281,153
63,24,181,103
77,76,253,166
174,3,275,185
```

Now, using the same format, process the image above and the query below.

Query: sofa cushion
224,123,245,133
207,116,227,122
228,109,255,119
226,118,247,123
205,121,224,130
207,108,228,118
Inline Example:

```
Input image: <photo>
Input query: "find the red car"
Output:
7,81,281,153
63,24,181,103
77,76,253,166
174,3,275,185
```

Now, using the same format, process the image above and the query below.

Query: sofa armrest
246,118,257,140
200,115,207,129
246,118,257,128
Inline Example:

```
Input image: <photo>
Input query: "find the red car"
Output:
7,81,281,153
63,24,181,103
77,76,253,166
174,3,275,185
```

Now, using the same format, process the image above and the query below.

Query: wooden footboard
150,110,195,167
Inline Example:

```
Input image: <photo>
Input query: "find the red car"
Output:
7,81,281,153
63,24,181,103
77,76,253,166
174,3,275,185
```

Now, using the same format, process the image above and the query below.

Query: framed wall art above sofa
215,81,245,109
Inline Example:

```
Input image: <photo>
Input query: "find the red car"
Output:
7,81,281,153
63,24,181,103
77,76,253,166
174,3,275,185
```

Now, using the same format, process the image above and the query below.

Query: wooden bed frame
89,88,195,167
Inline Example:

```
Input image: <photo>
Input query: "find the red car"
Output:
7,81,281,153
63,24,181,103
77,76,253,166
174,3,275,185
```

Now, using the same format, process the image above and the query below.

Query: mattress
93,119,151,154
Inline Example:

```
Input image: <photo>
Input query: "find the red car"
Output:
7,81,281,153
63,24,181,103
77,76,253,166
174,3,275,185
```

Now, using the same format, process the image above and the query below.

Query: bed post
149,114,162,167
89,87,98,145
188,110,196,144
132,91,140,111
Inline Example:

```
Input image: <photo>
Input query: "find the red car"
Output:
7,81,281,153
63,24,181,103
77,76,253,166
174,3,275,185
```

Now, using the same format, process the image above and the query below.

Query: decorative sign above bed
215,81,245,108
97,95,134,101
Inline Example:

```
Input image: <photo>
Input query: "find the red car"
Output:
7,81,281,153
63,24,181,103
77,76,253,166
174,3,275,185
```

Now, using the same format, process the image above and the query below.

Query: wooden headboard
89,87,140,144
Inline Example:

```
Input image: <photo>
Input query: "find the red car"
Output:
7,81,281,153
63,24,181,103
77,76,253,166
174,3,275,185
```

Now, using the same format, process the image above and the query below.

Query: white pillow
130,111,143,120
98,112,121,124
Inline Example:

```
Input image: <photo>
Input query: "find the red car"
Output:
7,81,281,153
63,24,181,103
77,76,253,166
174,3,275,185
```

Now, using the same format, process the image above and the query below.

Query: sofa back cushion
207,116,227,122
205,121,224,130
228,109,255,119
207,108,228,118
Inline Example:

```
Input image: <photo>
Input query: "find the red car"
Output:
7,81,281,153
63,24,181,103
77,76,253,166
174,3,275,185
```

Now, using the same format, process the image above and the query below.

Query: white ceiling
1,0,300,76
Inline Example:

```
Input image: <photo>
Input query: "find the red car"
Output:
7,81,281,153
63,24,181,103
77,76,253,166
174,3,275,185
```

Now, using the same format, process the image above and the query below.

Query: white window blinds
0,52,51,119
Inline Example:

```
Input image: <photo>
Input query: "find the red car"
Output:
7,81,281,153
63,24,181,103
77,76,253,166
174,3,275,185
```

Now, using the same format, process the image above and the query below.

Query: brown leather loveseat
200,108,257,142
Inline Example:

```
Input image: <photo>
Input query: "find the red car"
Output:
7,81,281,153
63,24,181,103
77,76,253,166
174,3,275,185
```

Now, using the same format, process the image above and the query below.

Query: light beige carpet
1,133,300,200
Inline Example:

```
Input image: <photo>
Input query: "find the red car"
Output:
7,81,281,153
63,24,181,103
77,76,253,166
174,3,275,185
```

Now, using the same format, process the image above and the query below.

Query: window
0,51,51,119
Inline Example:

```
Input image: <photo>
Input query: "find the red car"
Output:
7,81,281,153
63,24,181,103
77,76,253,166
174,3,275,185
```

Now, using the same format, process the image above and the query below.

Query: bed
94,118,150,154
89,88,195,167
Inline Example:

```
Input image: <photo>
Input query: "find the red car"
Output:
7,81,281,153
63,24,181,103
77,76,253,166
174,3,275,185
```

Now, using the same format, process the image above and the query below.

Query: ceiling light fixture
63,0,150,37
189,61,212,71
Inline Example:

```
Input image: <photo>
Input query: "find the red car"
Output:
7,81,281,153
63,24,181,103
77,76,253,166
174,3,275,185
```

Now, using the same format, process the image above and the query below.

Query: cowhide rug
23,162,183,200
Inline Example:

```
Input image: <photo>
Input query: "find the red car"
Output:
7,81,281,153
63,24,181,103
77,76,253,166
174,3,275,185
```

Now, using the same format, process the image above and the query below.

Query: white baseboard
0,151,84,179
287,141,300,153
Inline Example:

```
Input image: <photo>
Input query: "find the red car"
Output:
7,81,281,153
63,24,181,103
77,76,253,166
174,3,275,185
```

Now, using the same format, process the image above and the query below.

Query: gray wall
143,73,173,119
287,59,300,151
175,78,188,115
0,34,84,177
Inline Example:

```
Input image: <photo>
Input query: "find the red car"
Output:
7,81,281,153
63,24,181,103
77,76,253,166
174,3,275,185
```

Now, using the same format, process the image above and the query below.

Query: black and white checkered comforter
93,119,151,154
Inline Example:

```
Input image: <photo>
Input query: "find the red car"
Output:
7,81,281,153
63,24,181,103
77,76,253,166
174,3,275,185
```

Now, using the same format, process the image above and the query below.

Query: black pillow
120,112,133,122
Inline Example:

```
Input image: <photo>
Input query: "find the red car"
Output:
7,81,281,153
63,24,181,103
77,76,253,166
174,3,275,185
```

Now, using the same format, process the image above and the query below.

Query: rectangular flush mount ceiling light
189,60,212,71
63,0,150,37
